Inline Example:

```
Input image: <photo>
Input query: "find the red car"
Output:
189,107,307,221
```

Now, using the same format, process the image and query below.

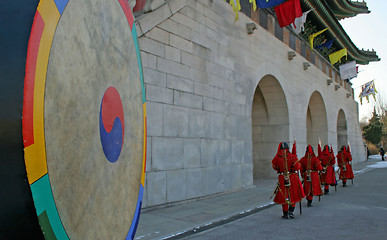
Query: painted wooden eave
303,0,379,65
326,0,370,20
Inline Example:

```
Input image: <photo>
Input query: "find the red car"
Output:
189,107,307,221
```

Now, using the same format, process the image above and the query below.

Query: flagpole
352,79,375,89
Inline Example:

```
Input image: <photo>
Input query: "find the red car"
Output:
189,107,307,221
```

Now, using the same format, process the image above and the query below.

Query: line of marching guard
271,141,354,219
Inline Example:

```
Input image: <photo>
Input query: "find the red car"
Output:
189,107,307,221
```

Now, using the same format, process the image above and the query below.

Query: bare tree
374,91,387,117
373,91,387,147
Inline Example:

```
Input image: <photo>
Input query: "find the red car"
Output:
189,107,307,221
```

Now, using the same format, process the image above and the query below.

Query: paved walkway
134,156,380,240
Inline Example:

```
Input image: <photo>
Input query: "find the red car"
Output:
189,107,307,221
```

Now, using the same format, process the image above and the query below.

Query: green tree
363,108,383,145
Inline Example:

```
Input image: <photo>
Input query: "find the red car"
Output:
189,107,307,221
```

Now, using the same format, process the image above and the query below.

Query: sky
339,1,387,121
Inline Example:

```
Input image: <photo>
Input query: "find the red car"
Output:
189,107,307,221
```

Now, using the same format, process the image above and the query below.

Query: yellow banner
249,0,257,11
308,28,327,50
225,0,241,21
329,48,347,65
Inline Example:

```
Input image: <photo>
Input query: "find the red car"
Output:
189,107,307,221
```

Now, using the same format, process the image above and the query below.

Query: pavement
134,155,383,240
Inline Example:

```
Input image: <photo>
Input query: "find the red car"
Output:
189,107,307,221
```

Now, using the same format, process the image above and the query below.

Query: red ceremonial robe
272,148,305,205
319,146,336,185
274,0,302,28
300,147,323,197
337,147,354,180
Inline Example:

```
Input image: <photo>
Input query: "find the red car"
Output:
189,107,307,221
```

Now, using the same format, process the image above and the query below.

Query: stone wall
135,0,365,208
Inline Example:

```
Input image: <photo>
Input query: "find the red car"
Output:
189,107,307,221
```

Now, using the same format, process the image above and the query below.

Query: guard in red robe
337,146,354,187
300,145,323,207
271,142,305,219
318,145,336,195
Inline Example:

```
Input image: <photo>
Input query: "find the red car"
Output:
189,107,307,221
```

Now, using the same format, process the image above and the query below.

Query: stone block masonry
136,0,365,208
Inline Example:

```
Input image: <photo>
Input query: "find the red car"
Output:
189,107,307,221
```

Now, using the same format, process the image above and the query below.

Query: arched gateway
306,91,328,149
252,75,289,178
337,109,348,151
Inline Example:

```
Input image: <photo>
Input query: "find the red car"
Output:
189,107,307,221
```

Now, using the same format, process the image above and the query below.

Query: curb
161,202,276,240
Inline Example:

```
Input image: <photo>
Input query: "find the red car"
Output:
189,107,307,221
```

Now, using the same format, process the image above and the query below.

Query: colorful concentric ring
22,0,146,239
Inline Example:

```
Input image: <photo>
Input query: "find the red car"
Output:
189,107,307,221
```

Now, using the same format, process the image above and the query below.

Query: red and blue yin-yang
99,87,125,163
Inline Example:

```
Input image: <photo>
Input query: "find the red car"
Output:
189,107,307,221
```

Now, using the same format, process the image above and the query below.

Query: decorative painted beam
302,0,379,65
326,0,370,20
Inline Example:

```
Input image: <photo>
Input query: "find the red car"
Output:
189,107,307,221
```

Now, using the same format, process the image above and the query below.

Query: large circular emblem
100,87,125,163
22,0,146,239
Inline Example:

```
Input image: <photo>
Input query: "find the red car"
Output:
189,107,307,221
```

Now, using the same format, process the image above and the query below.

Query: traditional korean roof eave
303,0,380,65
326,0,370,20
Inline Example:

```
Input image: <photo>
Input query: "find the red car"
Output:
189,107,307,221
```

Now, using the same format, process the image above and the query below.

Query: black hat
280,142,289,149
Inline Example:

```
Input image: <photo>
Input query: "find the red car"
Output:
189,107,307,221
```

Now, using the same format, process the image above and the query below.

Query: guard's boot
288,206,295,219
307,199,313,207
324,189,329,195
282,211,288,219
343,181,347,187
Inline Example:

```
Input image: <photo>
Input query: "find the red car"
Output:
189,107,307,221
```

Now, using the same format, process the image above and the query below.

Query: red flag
274,0,302,28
